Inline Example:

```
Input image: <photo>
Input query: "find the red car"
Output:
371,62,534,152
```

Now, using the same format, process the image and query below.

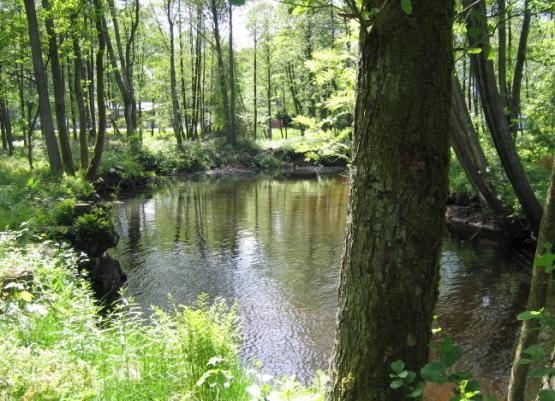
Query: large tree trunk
325,1,453,400
73,38,89,169
23,0,62,172
508,159,555,401
42,0,74,174
463,0,542,232
87,0,107,181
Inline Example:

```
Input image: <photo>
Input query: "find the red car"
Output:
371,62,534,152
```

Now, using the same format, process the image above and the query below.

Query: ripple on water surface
112,175,529,399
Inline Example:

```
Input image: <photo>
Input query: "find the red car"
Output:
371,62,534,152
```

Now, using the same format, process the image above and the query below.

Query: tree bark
166,0,184,149
508,159,555,401
73,38,89,169
228,2,236,145
87,0,107,181
42,0,74,174
253,23,258,139
87,48,97,140
451,75,509,221
0,98,14,155
325,1,453,400
463,0,542,232
509,0,532,137
210,0,231,140
23,0,62,172
497,0,508,106
264,16,271,139
66,64,78,141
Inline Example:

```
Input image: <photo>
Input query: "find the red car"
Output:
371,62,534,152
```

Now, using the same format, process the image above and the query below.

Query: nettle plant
390,336,497,401
390,247,555,401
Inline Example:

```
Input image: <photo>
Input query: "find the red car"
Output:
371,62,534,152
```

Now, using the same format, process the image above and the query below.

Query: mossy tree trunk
508,159,555,401
325,1,453,400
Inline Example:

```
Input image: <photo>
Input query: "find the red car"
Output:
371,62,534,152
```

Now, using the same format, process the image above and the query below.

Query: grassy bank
0,232,325,400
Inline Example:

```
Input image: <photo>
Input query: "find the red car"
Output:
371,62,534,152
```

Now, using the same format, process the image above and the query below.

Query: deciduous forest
0,0,553,400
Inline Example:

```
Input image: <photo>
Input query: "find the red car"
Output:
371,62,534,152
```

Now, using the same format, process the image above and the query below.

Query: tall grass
0,232,324,401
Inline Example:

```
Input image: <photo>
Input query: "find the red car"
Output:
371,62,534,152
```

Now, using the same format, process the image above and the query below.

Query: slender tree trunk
0,99,14,155
73,38,89,169
87,0,107,180
253,26,257,139
87,49,97,139
463,0,542,232
228,2,236,145
26,102,34,169
508,159,555,401
286,63,302,116
210,0,231,140
167,1,184,149
509,0,531,137
17,62,28,148
451,75,510,222
325,1,453,400
178,1,191,140
23,0,62,172
67,64,78,141
265,18,271,139
535,346,555,401
0,111,6,151
43,0,74,173
497,0,508,106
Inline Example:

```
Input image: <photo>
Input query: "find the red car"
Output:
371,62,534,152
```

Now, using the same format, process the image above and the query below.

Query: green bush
74,207,113,244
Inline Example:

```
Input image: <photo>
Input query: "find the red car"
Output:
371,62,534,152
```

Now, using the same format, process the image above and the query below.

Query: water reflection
113,174,528,398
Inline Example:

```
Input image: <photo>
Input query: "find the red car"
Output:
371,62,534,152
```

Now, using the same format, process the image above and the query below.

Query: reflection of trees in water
436,242,529,388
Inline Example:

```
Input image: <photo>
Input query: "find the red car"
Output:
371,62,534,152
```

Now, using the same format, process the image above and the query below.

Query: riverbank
0,232,328,400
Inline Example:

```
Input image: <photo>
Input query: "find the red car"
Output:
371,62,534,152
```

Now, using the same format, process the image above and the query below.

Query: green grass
0,232,325,401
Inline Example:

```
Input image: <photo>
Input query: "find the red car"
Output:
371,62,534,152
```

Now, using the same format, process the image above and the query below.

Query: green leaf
524,344,545,361
441,345,463,367
401,0,412,15
535,252,555,270
538,390,555,401
290,5,307,15
468,48,483,54
390,379,404,389
530,367,555,378
420,362,447,384
487,48,495,61
229,0,245,5
465,379,481,392
440,336,453,354
17,291,33,302
410,382,424,398
405,371,417,383
391,360,405,374
517,311,534,320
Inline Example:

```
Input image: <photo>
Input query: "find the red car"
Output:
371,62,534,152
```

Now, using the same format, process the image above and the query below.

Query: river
113,173,530,399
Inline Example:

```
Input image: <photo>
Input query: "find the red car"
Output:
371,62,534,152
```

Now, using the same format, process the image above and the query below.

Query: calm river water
113,173,530,399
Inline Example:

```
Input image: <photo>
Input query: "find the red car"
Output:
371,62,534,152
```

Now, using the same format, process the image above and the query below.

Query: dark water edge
111,174,532,400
